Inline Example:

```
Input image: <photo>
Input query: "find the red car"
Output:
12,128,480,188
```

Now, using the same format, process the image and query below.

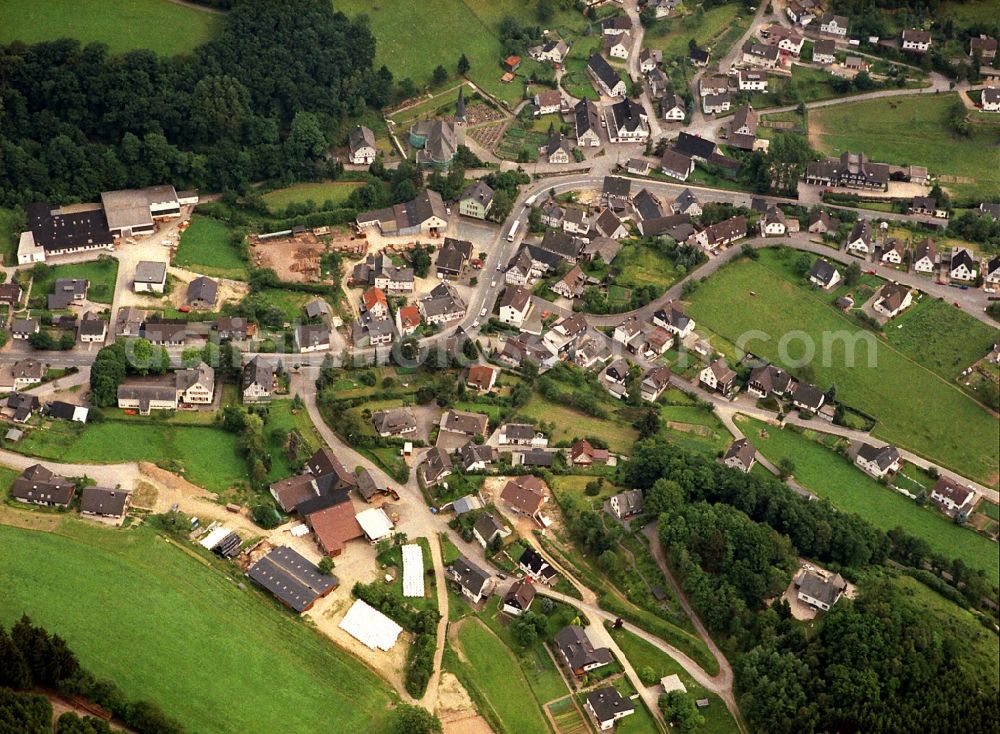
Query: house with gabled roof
855,443,900,478
348,125,377,165
587,54,627,97
873,282,912,318
792,382,826,413
421,447,453,487
640,365,671,402
930,476,975,515
585,687,635,730
554,625,613,676
912,238,938,273
447,555,494,604
949,248,977,281
502,579,536,616
242,356,274,403
574,98,602,147
724,438,756,473
846,219,874,256
795,569,847,611
500,476,547,522
747,363,792,398
699,357,736,395
458,181,494,220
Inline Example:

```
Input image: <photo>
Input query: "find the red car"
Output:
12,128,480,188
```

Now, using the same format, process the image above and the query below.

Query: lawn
0,207,19,267
175,216,248,280
0,0,221,56
885,297,998,381
519,395,638,454
809,94,1000,199
0,521,396,734
28,258,119,308
14,420,247,494
264,399,325,481
261,181,363,213
333,0,586,106
255,288,313,322
645,2,751,60
738,416,999,585
686,250,999,486
454,618,551,734
614,241,682,291
607,625,739,734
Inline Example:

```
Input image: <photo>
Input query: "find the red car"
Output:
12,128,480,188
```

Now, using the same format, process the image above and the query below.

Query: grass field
334,0,586,105
547,698,589,734
454,618,551,734
14,420,246,494
175,216,248,280
0,521,396,733
809,94,1000,199
738,416,999,585
29,258,119,309
614,242,682,291
261,181,363,212
0,0,221,56
686,250,999,486
607,625,739,734
892,574,999,689
0,208,18,267
520,395,638,454
885,297,998,381
255,288,313,322
264,400,325,481
645,2,751,60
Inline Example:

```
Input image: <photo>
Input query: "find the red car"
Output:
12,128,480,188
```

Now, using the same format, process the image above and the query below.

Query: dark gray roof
574,98,601,136
134,260,167,284
80,486,130,516
857,443,899,470
436,237,473,274
348,125,376,154
808,258,840,285
674,132,716,160
459,441,496,470
372,407,417,435
585,687,634,723
186,276,219,305
422,446,452,482
246,546,337,613
243,356,274,389
792,382,825,409
724,438,756,467
797,570,846,606
554,625,613,670
448,555,491,596
602,176,632,200
25,203,113,254
539,230,582,260
588,54,622,92
473,513,505,544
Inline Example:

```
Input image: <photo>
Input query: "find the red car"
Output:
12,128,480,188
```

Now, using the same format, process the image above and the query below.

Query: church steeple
455,86,467,124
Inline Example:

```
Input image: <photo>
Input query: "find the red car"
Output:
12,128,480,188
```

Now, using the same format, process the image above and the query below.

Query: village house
133,261,167,293
348,125,377,165
210,316,250,343
689,46,710,66
912,238,938,273
792,382,826,413
813,38,837,64
770,26,805,55
601,16,632,35
608,489,644,521
702,91,732,115
674,133,716,164
533,89,563,117
930,476,975,516
585,687,635,731
693,215,747,250
660,148,695,181
569,440,609,469
554,625,613,676
435,237,473,279
970,35,997,63
602,31,632,60
742,41,780,68
501,579,536,616
562,208,590,235
242,356,274,403
499,286,533,328
760,205,787,236
640,365,671,402
574,98,602,147
724,438,757,473
447,556,494,604
738,69,768,92
458,442,497,473
47,278,88,310
808,210,837,234
472,512,508,549
421,447,453,487
594,208,627,239
552,265,588,299
985,255,1000,284
873,282,913,318
352,253,415,293
10,465,76,507
819,13,849,37
880,238,907,265
700,358,737,395
11,318,39,340
79,486,132,521
440,409,489,439
949,248,978,281
748,363,792,398
587,54,627,98
544,133,574,164
660,93,686,121
671,187,703,217
362,287,389,321
458,181,494,220
846,219,875,256
419,282,466,325
606,99,650,143
531,39,570,64
466,364,498,392
498,423,546,447
371,407,418,437
901,29,932,52
795,569,848,611
855,443,900,478
11,359,45,390
500,476,548,524
983,88,1000,113
294,323,330,353
638,47,662,72
653,301,695,338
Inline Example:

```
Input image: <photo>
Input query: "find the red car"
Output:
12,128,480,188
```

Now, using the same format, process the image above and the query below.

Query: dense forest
0,0,393,206
621,440,1000,734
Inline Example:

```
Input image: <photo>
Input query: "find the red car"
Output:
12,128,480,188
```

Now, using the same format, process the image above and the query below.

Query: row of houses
9,464,131,520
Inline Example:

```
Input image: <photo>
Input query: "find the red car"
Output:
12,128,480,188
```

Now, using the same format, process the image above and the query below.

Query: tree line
0,616,185,733
0,0,392,206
